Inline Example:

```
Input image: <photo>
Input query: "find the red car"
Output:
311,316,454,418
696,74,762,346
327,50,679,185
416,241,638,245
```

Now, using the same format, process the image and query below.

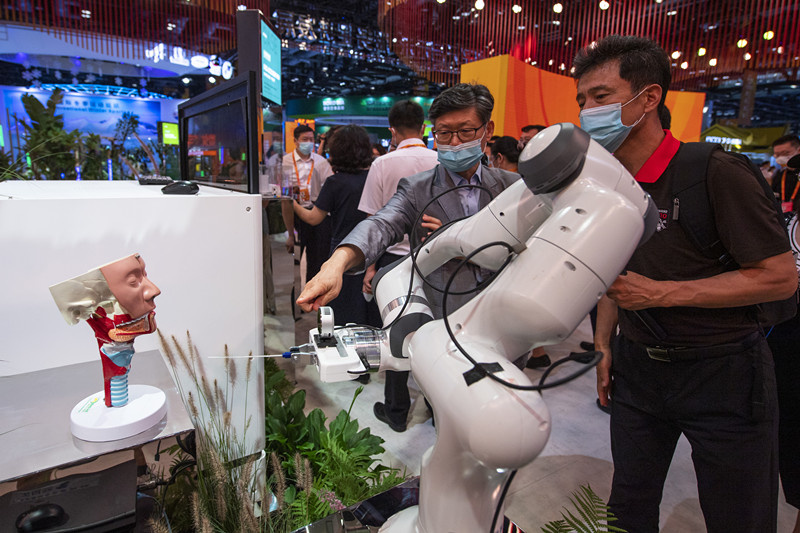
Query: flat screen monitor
178,71,259,193
260,20,281,105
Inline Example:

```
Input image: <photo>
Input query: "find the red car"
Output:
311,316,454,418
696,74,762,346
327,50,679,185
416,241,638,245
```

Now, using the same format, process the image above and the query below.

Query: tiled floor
265,233,798,533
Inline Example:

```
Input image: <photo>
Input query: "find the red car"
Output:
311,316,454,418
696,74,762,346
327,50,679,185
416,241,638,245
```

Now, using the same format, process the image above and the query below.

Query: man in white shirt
358,100,439,432
281,125,334,285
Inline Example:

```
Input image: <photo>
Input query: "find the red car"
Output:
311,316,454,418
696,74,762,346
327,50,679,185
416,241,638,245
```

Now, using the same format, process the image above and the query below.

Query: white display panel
0,181,264,452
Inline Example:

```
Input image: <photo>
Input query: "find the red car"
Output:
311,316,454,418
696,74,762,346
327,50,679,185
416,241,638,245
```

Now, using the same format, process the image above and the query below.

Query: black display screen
185,99,249,193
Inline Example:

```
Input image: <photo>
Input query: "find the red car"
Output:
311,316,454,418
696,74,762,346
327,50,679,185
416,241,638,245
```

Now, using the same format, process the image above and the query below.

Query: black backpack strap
670,142,737,268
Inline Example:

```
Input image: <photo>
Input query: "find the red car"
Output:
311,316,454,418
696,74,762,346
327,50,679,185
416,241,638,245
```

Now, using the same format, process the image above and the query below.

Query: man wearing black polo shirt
574,36,797,533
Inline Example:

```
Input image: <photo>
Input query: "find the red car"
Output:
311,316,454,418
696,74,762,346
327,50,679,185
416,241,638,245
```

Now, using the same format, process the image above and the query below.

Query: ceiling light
671,50,681,59
737,38,748,48
667,10,677,15
548,59,554,65
697,47,706,56
763,30,775,40
517,25,526,30
777,46,784,54
709,58,717,66
553,3,563,13
237,4,247,10
181,77,191,85
208,76,216,83
680,61,688,69
599,0,610,9
437,0,446,3
475,0,485,10
80,9,91,18
743,52,752,60
512,4,522,13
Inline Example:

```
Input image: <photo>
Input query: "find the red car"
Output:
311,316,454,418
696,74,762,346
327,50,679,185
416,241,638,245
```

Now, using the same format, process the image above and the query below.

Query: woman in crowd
489,135,521,173
292,124,379,327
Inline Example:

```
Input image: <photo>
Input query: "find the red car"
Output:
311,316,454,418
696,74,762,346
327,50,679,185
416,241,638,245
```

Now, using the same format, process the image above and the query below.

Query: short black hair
429,83,494,125
293,124,314,140
572,35,671,110
658,106,672,129
328,125,374,174
521,125,545,133
388,100,425,133
772,135,800,149
490,136,521,164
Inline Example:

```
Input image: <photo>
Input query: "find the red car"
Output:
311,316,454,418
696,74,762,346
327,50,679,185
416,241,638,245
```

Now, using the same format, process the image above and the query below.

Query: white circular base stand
70,384,167,442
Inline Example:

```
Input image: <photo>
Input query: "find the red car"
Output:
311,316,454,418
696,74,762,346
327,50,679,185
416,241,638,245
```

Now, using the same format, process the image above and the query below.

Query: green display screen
160,122,179,145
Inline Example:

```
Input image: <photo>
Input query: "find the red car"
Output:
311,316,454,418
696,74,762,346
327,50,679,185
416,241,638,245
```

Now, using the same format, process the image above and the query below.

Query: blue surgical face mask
579,87,649,153
297,142,314,156
437,133,486,173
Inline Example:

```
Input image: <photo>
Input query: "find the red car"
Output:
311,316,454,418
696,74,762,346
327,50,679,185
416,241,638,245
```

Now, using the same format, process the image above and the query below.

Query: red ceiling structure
0,0,270,58
379,0,800,90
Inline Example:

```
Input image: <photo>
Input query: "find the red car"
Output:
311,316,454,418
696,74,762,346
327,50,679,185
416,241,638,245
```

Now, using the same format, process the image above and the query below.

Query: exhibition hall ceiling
0,0,797,126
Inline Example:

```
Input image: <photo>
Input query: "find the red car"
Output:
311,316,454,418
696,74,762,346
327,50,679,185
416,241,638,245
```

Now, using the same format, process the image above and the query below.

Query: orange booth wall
460,55,705,143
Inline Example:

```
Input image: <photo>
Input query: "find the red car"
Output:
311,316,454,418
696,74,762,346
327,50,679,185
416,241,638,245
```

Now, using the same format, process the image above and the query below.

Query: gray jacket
340,163,520,317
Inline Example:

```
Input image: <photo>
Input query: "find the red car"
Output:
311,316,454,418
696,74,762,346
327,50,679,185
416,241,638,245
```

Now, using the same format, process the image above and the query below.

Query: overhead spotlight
599,0,610,10
777,46,784,54
702,106,708,113
655,0,663,2
763,30,774,40
671,50,681,59
208,76,216,83
666,10,677,15
553,3,563,13
475,0,485,10
698,47,707,56
512,4,522,13
737,38,748,48
181,77,191,85
548,59,554,65
237,4,247,10
437,0,446,3
709,57,717,66
743,52,752,60
680,61,688,69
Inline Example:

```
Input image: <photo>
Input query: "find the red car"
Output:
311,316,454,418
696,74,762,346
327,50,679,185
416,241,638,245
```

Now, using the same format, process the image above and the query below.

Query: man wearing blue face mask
294,83,520,430
575,36,797,533
281,124,334,284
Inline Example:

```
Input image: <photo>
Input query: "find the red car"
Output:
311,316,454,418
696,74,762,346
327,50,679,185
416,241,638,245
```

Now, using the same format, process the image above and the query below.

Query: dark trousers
767,313,800,508
296,215,331,284
374,252,412,424
608,333,779,533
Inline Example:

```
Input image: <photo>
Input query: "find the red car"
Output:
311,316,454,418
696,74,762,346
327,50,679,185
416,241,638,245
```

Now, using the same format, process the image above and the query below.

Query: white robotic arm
302,123,657,533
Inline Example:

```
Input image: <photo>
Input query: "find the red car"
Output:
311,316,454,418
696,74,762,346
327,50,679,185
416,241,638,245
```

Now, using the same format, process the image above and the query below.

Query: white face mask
579,86,649,153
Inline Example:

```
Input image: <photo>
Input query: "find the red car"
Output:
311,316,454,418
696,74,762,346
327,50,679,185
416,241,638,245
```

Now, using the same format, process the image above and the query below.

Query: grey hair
429,83,494,124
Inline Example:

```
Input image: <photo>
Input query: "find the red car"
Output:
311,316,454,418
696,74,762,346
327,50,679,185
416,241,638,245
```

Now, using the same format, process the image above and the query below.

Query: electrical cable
137,491,173,533
489,469,517,533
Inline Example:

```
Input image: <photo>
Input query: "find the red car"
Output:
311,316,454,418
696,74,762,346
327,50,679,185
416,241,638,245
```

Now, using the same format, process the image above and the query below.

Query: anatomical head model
50,254,160,407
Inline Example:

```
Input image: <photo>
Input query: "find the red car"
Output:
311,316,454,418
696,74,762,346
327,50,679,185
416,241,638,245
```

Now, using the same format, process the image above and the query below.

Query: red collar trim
634,130,680,184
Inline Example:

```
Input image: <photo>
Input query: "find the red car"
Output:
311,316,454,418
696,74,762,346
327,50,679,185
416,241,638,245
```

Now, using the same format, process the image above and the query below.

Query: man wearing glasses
296,83,520,429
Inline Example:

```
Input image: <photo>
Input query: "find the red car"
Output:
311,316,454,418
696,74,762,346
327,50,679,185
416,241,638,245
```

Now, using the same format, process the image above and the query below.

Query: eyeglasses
431,123,486,144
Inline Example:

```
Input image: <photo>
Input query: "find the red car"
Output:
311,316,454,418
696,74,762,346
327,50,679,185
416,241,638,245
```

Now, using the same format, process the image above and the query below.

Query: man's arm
607,251,797,310
293,201,327,226
594,295,619,407
297,245,365,311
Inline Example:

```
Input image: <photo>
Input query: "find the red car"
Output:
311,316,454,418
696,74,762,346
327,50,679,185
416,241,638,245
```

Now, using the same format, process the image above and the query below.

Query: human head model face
100,254,160,320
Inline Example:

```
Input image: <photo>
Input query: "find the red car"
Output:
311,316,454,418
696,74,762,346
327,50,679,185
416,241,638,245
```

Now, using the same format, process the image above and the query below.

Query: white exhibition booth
0,180,265,455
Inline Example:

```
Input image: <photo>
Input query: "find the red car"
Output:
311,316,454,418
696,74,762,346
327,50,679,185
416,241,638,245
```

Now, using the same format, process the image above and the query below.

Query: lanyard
781,170,799,201
292,152,314,188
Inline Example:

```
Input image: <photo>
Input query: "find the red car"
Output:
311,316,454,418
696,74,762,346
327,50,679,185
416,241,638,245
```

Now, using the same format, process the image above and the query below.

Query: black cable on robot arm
441,242,601,392
371,183,495,333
